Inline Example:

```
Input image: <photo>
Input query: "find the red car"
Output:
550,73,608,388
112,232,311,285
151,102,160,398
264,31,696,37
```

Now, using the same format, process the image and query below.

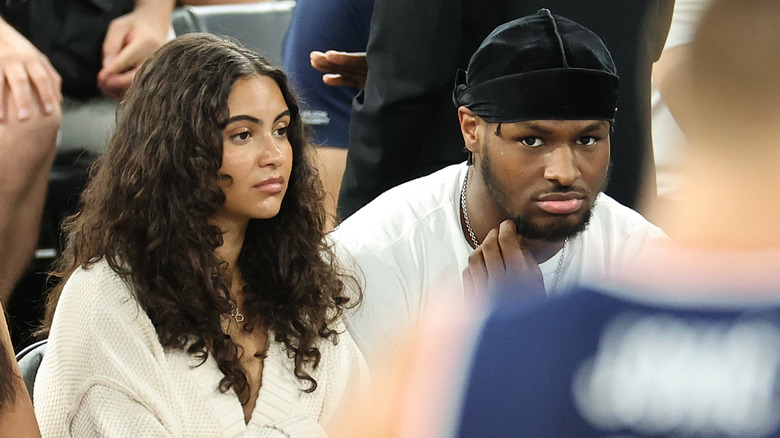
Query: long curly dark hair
41,33,358,401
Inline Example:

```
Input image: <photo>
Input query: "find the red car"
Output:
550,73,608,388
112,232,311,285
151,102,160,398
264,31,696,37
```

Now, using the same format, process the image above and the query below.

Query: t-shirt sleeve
663,0,712,51
332,234,416,370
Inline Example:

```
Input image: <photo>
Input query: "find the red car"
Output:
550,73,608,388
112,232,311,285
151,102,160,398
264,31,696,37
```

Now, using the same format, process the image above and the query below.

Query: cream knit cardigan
34,260,369,437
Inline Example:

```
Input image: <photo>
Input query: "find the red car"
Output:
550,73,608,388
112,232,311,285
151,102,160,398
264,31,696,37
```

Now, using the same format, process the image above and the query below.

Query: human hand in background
310,50,368,89
0,18,61,122
97,2,173,98
462,220,546,302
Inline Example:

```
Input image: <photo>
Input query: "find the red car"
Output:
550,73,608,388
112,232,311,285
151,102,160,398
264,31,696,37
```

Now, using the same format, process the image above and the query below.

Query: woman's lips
254,177,284,193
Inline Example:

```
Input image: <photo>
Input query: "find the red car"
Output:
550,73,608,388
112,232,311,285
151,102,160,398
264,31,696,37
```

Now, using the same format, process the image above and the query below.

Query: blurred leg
0,85,60,303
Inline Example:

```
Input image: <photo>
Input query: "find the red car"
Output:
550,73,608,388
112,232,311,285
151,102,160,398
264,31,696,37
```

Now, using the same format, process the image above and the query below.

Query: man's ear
458,106,482,154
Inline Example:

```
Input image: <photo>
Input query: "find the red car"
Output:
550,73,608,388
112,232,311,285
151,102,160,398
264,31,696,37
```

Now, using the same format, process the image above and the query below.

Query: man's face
476,119,611,242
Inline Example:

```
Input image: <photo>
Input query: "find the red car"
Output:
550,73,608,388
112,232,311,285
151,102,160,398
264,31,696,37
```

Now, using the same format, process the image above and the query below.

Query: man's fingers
101,20,129,68
98,68,136,99
324,51,368,69
5,63,33,120
498,221,527,279
479,228,506,286
462,269,476,298
322,73,364,89
311,50,368,88
100,40,142,80
42,57,63,103
26,59,59,114
497,220,546,296
310,51,329,70
465,248,489,294
322,73,345,86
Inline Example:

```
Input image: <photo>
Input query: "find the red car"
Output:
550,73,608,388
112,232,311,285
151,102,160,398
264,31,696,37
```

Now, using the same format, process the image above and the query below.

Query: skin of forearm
134,0,176,26
0,306,41,437
653,44,694,134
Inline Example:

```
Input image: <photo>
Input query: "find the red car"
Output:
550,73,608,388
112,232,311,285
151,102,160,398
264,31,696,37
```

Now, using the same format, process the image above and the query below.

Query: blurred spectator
283,0,374,227
648,0,710,216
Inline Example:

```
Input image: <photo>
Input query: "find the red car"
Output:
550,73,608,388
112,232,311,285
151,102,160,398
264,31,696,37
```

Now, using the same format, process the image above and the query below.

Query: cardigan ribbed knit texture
34,260,369,437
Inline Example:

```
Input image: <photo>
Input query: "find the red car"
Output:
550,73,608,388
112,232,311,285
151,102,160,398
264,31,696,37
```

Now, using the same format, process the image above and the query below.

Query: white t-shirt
331,163,667,367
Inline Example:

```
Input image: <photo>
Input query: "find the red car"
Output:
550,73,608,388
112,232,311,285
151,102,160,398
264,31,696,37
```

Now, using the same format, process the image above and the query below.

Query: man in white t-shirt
332,9,667,367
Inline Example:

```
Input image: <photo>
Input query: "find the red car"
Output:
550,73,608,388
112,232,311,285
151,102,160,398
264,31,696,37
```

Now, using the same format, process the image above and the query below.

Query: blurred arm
0,303,41,437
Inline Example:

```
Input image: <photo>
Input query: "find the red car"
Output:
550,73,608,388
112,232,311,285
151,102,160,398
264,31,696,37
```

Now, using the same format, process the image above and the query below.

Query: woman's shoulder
63,258,135,302
55,258,149,334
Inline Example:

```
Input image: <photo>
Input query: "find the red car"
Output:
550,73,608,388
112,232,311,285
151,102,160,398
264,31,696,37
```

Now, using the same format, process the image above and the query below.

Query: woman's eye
232,131,251,142
520,137,543,147
274,126,288,137
578,136,598,146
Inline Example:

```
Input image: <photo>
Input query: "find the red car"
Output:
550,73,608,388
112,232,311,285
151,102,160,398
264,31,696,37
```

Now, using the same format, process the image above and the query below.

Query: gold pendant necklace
229,301,245,324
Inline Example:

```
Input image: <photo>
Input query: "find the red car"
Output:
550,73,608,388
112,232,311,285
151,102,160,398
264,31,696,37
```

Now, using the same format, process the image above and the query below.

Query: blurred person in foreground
332,9,667,370
0,66,59,436
336,0,780,436
34,33,367,437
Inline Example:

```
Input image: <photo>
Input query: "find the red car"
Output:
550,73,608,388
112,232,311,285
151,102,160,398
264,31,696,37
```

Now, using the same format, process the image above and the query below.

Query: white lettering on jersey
572,312,780,436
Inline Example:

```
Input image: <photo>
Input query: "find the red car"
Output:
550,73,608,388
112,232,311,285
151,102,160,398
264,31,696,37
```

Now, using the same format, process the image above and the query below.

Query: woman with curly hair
33,33,368,437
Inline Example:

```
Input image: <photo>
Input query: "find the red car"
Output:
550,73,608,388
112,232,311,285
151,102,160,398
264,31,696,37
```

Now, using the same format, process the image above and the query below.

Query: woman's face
215,74,293,226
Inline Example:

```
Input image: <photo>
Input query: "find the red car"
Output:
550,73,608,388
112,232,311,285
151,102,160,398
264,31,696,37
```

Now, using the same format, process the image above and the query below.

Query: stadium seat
15,339,47,404
171,1,296,66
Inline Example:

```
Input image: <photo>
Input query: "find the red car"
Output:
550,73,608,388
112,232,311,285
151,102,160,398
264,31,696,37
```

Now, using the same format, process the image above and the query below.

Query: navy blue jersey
457,287,780,437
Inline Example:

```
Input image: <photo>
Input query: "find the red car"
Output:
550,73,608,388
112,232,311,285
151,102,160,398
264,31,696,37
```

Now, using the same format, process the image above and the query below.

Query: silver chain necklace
460,168,480,248
459,169,568,295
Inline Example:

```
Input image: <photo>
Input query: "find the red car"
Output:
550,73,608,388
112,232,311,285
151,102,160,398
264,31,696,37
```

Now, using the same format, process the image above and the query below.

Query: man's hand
310,50,368,89
97,2,173,98
0,19,62,122
462,220,546,301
